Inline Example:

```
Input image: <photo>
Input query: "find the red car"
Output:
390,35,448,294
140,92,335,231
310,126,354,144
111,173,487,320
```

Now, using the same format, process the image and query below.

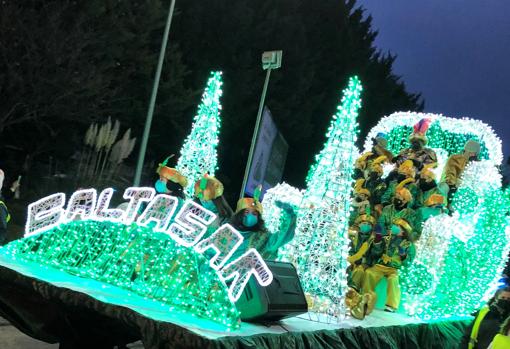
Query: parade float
0,74,508,348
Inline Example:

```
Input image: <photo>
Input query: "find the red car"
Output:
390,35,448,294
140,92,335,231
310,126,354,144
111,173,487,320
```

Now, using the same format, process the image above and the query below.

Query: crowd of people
345,118,483,320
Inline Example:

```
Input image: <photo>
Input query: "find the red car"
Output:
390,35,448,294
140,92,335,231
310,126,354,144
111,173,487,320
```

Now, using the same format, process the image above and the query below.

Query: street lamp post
239,50,282,199
133,0,177,186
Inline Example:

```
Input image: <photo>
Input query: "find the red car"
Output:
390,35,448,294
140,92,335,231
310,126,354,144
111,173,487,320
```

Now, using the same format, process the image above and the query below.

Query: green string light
363,112,502,165
400,160,510,320
177,71,223,197
1,220,240,329
383,123,490,161
279,76,362,317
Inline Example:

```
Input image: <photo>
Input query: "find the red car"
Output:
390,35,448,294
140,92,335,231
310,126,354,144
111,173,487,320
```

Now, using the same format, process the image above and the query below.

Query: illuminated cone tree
280,76,362,316
177,71,223,197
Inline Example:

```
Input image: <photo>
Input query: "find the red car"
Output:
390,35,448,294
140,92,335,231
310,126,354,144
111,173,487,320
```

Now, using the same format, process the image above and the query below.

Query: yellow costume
347,213,376,292
490,334,510,349
363,218,415,313
441,139,481,188
442,154,470,188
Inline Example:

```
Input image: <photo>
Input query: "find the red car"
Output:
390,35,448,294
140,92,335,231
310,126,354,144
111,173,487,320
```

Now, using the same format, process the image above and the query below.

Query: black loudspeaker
235,261,308,322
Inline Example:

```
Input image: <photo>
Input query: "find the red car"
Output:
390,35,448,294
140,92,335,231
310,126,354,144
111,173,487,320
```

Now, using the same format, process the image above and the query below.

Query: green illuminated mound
4,220,240,329
400,187,510,319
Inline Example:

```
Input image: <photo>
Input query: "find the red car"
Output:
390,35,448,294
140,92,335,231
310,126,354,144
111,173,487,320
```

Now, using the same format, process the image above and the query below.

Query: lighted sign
25,187,273,302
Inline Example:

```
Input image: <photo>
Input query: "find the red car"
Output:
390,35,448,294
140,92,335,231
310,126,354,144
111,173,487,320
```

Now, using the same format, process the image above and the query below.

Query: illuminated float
2,187,274,330
270,108,510,321
0,73,507,336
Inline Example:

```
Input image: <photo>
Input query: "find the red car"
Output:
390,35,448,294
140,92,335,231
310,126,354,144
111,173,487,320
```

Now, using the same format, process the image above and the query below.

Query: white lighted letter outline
25,193,66,237
64,189,97,222
137,194,178,232
122,187,156,224
95,188,124,222
220,248,273,302
24,187,275,302
194,224,244,270
167,200,216,247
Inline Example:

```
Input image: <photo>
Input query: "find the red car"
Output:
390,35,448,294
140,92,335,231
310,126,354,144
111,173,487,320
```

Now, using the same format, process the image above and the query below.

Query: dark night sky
357,0,510,159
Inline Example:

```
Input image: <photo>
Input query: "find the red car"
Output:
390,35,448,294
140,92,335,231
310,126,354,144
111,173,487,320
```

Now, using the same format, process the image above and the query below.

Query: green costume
395,147,437,167
363,234,415,311
415,206,448,235
348,232,374,266
365,177,387,206
353,145,393,180
379,205,416,235
231,205,297,261
347,232,374,292
368,235,415,269
415,185,446,208
381,181,419,208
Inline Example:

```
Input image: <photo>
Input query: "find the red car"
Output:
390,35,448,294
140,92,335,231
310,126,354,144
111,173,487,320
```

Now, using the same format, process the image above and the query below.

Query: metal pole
239,68,272,199
134,0,177,186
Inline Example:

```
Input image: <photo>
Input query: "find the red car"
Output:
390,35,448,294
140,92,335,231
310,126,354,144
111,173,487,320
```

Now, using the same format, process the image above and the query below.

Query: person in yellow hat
347,211,377,292
353,133,393,180
364,155,388,216
363,217,415,314
379,179,417,238
416,164,447,207
350,179,372,225
394,118,437,168
381,161,419,207
415,193,447,238
155,157,188,199
420,193,447,220
228,187,296,261
193,174,233,228
345,213,378,320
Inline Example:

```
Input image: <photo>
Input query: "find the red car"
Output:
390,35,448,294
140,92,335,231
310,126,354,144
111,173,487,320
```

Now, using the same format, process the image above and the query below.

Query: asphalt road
0,317,57,349
0,317,143,349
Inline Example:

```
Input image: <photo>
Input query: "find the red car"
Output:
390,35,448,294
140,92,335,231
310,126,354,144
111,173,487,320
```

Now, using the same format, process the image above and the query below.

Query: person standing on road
0,169,11,246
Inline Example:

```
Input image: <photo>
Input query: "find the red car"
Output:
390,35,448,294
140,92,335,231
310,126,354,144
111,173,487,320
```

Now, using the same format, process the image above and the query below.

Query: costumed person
393,118,437,168
487,315,510,349
155,156,188,199
229,187,297,260
0,169,10,246
353,133,393,180
347,210,377,292
415,193,447,236
364,156,388,216
1,174,20,200
460,286,510,349
124,157,189,274
381,161,419,208
363,218,416,314
415,164,447,208
440,139,481,199
345,211,377,320
193,174,233,229
350,179,371,225
379,179,417,239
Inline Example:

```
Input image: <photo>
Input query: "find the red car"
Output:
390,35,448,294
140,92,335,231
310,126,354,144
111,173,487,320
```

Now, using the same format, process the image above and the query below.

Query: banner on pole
245,107,288,199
